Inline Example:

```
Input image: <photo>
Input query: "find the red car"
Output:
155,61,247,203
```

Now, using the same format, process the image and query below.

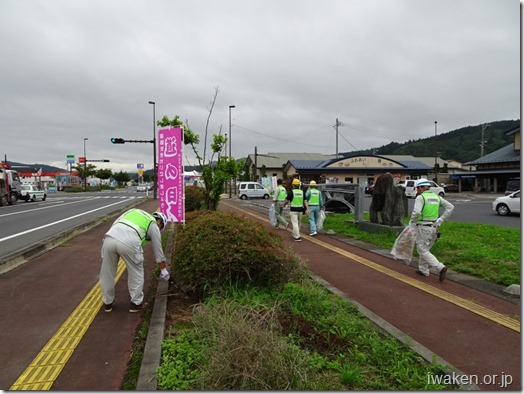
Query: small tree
157,86,240,210
73,163,97,180
112,170,131,186
95,168,112,182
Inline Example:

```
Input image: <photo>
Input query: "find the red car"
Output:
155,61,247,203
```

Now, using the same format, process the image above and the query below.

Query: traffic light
102,159,110,162
111,138,125,144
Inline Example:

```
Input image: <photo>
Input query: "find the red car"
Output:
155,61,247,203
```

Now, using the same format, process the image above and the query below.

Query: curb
136,222,175,390
310,273,480,390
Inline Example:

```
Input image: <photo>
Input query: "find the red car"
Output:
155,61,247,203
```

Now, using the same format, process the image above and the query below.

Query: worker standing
272,179,289,230
283,179,309,241
99,209,170,313
409,180,454,281
305,180,323,236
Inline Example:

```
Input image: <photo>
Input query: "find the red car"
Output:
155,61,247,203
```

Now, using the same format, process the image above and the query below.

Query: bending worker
305,180,323,236
283,178,309,242
409,179,454,282
272,178,289,230
99,209,170,313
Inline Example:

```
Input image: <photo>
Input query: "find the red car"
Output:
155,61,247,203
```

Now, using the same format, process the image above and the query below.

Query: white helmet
152,211,168,232
415,179,432,188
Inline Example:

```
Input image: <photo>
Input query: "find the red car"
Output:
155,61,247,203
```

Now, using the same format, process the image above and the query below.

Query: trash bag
268,204,277,227
391,224,417,265
317,209,326,231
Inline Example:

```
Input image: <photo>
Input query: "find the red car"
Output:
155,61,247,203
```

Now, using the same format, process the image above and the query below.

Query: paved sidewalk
0,199,161,390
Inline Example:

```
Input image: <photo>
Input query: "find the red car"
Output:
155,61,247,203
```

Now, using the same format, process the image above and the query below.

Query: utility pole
434,121,438,183
480,123,490,157
254,146,257,181
333,118,344,158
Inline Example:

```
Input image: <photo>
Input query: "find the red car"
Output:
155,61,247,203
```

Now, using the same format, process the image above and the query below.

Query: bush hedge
184,186,205,212
171,211,303,296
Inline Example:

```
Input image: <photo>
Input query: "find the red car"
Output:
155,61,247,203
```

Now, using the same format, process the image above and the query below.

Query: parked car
492,190,520,216
237,182,270,200
20,184,47,202
137,183,154,192
442,184,459,193
505,178,520,196
398,179,445,198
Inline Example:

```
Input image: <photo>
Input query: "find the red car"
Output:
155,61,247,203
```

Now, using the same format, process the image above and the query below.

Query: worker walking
99,209,171,313
409,180,454,281
305,180,323,236
283,178,309,241
272,179,289,230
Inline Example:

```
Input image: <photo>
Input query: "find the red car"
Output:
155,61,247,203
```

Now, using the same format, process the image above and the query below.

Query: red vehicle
0,162,22,206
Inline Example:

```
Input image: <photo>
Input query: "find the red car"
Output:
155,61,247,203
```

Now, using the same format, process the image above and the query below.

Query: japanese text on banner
158,127,184,223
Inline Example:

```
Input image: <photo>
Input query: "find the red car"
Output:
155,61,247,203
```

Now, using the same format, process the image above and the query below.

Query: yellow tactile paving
226,202,520,333
10,259,126,390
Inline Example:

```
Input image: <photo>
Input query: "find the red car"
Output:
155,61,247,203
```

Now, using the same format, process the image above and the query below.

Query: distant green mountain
7,162,67,172
342,119,520,163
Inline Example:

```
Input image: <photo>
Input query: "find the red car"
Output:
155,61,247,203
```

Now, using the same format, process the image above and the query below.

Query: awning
452,169,520,177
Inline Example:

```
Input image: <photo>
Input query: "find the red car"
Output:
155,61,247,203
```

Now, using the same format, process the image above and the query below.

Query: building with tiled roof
283,155,432,185
244,152,336,181
452,126,520,193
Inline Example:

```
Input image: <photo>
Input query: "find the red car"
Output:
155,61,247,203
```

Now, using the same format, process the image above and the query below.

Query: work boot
439,266,448,282
129,302,146,313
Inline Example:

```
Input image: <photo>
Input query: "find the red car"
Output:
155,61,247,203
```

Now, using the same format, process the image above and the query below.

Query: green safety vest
308,189,320,205
419,192,440,222
117,209,155,245
290,189,304,208
276,185,287,201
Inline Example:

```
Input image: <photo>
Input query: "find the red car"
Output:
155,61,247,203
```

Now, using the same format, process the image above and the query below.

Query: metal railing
316,183,357,213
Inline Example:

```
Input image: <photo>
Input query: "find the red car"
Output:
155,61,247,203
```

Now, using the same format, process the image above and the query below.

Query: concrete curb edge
310,272,480,390
136,221,175,390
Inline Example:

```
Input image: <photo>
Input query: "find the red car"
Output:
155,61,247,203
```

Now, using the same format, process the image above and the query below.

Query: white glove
434,218,443,227
160,268,170,281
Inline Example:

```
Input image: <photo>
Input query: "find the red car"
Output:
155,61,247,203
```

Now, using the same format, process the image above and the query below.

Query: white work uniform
100,210,166,305
410,193,454,276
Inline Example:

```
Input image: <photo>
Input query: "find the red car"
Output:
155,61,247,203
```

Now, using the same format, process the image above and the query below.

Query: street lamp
228,105,235,198
148,101,157,199
83,138,88,192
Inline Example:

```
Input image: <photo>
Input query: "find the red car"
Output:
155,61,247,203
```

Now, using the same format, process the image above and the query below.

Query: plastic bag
268,204,277,227
391,224,417,265
317,209,326,230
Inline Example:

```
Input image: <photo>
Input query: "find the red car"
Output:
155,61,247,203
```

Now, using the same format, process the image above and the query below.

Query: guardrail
316,183,357,213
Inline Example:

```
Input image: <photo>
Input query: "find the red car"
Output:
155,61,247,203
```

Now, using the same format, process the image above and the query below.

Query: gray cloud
0,0,519,172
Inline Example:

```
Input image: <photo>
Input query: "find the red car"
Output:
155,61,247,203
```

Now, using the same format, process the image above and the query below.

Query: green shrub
185,185,205,212
171,211,303,295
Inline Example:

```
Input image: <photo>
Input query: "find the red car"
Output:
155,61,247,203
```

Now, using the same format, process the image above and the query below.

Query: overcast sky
0,0,519,173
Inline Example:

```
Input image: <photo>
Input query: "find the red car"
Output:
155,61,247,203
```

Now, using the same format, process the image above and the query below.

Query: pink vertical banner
158,127,184,223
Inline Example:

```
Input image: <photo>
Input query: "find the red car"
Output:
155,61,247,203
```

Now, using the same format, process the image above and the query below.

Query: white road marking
0,199,132,243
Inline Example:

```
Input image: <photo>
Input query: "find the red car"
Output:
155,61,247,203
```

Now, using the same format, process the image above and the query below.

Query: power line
233,124,333,150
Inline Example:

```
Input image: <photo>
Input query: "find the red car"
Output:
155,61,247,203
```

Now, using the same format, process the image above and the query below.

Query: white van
398,179,445,198
238,182,270,200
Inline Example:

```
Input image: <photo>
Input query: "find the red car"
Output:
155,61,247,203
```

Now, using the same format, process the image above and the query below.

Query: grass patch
158,280,455,390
